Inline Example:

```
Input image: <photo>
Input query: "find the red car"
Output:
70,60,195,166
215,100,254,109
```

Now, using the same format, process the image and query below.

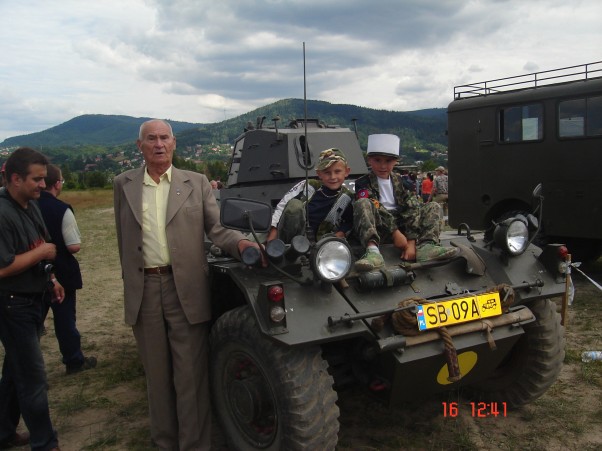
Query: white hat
367,134,400,158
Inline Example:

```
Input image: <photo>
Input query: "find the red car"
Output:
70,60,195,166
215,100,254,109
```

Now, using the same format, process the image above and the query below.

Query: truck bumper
373,306,533,406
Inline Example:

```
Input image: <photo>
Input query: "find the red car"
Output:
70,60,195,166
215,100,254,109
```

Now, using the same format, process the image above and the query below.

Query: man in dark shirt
0,148,63,450
39,164,97,375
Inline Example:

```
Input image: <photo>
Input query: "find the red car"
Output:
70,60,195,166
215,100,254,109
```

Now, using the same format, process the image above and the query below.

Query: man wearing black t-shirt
0,147,63,450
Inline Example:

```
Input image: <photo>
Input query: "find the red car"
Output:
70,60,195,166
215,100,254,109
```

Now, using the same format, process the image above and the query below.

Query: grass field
2,188,601,450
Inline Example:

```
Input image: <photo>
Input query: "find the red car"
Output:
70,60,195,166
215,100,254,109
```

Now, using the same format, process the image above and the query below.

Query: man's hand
0,243,58,279
52,279,65,304
38,242,57,260
238,240,268,267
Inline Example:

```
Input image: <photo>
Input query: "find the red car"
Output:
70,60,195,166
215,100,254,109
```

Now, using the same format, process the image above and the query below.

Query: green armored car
207,117,569,450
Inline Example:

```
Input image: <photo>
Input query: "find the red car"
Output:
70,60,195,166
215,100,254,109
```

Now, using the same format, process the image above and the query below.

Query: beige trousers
133,273,211,451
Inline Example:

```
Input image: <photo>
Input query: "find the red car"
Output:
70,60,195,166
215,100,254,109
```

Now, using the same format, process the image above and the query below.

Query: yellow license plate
416,292,502,331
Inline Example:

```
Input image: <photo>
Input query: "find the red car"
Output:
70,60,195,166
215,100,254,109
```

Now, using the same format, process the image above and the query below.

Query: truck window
559,95,602,138
588,96,602,136
559,98,585,137
499,104,543,143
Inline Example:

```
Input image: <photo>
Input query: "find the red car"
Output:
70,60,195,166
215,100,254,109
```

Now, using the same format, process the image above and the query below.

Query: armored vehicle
447,61,602,261
207,117,569,450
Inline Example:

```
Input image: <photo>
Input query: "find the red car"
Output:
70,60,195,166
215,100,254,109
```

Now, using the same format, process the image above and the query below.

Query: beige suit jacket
113,166,245,325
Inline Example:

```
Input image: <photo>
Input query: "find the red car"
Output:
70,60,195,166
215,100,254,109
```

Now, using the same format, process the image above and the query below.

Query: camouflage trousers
353,198,443,248
277,199,307,243
433,193,449,220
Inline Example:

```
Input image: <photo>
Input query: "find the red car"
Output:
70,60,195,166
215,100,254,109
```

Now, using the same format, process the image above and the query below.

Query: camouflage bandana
316,148,348,171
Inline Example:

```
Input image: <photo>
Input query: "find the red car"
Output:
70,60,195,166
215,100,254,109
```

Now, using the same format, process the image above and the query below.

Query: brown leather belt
144,265,172,275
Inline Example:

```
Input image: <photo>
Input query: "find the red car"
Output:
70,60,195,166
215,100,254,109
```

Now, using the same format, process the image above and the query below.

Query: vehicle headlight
493,218,529,255
312,237,352,282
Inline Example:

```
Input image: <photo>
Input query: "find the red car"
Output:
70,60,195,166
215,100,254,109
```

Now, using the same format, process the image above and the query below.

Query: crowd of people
0,122,452,450
398,165,449,225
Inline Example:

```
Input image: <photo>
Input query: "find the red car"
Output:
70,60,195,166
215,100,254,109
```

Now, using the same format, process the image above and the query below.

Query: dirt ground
3,190,601,450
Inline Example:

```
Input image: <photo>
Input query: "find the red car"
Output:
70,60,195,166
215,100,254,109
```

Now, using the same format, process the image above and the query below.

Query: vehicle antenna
303,42,311,239
352,118,358,140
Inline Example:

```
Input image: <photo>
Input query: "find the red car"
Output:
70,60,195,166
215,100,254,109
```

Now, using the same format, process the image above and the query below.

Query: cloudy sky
1,0,600,141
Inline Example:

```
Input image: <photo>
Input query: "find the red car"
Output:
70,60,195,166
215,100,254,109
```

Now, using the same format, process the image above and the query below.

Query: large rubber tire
210,306,340,451
464,298,565,408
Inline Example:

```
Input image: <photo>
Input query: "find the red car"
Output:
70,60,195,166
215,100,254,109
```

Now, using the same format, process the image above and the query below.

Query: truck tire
210,306,340,450
464,298,565,408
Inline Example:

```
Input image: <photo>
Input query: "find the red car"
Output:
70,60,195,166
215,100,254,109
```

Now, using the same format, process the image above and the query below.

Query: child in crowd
266,148,354,243
353,134,457,272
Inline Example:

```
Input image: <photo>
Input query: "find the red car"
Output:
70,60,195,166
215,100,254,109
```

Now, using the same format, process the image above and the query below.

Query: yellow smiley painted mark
436,351,478,385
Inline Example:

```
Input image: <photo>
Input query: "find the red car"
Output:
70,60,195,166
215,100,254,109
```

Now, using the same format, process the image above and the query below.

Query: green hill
1,100,447,151
1,114,203,147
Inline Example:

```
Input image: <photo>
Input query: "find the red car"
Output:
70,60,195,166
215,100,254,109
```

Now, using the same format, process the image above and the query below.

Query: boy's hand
392,230,408,250
266,227,278,243
401,240,417,261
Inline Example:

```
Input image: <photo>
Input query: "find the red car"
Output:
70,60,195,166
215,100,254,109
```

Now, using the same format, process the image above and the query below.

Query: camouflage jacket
354,172,423,240
433,174,448,194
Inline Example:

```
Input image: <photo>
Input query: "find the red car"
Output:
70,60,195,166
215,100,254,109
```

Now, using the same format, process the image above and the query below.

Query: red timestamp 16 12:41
442,401,507,418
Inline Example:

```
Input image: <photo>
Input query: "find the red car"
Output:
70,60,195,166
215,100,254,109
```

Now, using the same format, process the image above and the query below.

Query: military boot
355,251,385,272
416,242,458,262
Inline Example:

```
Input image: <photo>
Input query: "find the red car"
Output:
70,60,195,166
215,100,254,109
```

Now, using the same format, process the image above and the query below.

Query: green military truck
447,61,602,261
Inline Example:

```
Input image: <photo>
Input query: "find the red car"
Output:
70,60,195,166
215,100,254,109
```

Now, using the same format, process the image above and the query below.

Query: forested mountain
1,100,447,151
1,114,203,148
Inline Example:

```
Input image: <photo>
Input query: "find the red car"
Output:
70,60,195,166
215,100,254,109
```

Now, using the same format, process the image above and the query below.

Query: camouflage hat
316,148,348,171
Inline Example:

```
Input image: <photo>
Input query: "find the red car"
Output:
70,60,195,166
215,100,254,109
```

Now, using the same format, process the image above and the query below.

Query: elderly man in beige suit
113,119,260,450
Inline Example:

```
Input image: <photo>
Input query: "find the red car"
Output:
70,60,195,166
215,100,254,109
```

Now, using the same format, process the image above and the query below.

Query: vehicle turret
221,117,368,207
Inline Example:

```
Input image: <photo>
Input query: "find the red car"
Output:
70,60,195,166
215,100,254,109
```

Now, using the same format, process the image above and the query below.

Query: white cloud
0,0,600,140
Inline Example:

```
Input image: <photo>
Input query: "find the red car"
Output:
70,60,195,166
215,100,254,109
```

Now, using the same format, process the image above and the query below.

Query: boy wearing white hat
353,134,457,271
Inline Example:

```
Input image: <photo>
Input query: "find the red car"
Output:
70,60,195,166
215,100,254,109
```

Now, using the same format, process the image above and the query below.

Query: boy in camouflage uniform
354,134,457,272
266,148,354,243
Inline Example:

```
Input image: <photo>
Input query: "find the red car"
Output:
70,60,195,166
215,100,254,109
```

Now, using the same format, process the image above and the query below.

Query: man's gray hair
138,119,174,140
